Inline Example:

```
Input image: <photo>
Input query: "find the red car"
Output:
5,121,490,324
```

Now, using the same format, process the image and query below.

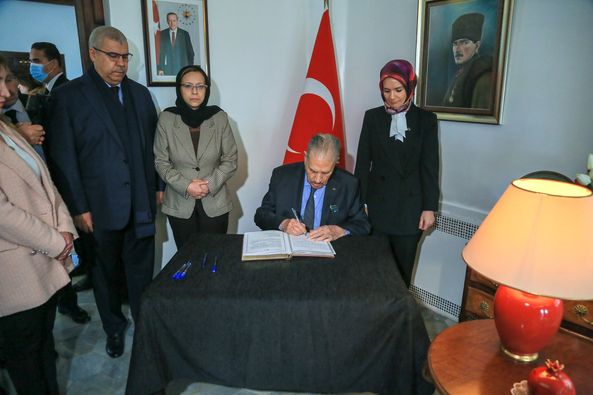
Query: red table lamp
462,178,593,362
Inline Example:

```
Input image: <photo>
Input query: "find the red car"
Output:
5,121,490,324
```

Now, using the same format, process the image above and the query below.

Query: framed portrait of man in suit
415,0,514,124
141,0,210,86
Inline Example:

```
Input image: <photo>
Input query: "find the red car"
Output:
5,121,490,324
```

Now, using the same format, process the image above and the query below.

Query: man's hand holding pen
281,207,308,236
280,208,346,241
281,218,308,236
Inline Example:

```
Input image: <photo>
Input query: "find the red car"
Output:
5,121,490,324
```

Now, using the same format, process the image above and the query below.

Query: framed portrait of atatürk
141,0,210,86
415,0,514,124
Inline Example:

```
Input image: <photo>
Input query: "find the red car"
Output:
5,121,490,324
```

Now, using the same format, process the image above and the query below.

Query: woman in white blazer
154,65,237,249
0,56,77,395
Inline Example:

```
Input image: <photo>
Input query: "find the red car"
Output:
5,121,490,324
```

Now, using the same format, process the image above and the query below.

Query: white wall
106,0,326,266
441,0,593,220
105,0,593,272
4,1,591,284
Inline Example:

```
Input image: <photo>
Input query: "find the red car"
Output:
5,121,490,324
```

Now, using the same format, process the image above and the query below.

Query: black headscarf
164,65,221,128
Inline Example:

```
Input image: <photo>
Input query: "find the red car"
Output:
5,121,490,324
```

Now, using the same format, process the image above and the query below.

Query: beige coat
0,118,77,317
154,110,238,219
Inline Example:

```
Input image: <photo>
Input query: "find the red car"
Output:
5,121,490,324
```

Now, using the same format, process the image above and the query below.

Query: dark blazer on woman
354,104,439,235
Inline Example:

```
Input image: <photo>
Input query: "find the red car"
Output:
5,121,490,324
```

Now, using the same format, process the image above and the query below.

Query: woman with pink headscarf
355,59,439,288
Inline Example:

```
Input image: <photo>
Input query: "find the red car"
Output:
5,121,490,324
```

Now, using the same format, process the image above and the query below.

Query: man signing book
255,133,370,242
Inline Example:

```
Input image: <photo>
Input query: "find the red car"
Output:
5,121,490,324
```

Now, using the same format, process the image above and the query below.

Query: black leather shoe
106,333,125,358
58,305,91,324
72,276,92,292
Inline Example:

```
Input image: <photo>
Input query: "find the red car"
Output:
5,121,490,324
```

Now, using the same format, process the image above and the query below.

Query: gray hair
89,26,128,49
306,133,341,164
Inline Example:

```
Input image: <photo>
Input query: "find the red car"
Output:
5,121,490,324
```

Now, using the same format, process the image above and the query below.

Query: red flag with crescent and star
153,0,161,65
283,8,345,168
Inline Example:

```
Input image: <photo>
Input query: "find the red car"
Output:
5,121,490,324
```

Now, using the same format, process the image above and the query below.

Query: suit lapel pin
329,204,339,214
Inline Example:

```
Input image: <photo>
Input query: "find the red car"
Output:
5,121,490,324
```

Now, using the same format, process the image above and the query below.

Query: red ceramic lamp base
494,285,564,362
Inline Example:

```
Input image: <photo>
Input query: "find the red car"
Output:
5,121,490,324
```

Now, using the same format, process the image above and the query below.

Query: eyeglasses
93,47,133,62
180,83,208,92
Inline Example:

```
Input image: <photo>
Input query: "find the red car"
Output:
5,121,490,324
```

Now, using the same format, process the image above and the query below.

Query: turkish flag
283,9,345,168
153,0,161,65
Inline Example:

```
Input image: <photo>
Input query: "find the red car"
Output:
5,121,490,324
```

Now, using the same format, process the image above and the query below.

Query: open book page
288,234,335,257
242,231,291,260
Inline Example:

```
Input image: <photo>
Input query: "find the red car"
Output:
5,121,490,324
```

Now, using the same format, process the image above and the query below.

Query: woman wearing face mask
154,65,238,250
0,55,77,394
354,59,440,288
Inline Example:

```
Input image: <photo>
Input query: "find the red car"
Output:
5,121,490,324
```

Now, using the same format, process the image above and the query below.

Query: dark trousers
91,223,155,336
56,282,78,309
71,231,95,277
167,200,229,250
0,293,59,395
373,231,422,288
57,232,94,309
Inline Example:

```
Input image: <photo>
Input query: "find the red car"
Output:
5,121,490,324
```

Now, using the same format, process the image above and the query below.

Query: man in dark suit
1,68,45,157
255,134,370,241
158,12,195,76
29,42,68,95
46,26,160,358
28,41,92,324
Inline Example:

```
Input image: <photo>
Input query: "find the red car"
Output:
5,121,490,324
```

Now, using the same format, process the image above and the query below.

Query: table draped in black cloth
126,234,434,395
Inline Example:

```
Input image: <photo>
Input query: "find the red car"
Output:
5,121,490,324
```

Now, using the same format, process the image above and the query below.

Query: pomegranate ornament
527,359,576,395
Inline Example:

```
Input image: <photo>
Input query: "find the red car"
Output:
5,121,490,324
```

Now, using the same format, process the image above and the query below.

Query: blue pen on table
171,262,187,280
171,260,191,280
200,252,208,269
211,255,218,273
177,259,192,279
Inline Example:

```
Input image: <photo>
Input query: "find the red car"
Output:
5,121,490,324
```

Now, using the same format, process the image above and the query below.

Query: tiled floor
0,281,455,395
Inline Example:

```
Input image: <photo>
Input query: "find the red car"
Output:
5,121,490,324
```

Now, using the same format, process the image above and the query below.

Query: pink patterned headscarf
379,59,417,114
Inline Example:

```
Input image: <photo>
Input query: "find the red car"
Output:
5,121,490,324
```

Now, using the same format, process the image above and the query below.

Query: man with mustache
442,12,493,109
46,26,160,359
255,134,370,242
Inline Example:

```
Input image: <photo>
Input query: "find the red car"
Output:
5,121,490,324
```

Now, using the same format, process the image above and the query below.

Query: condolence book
241,230,336,261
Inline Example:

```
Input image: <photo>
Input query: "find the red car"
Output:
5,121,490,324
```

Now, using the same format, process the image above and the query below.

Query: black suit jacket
158,28,195,75
46,72,158,231
354,104,439,235
254,162,370,236
51,74,68,90
24,74,68,128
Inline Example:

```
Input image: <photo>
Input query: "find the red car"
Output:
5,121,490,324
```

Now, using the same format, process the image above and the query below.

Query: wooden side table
428,319,593,394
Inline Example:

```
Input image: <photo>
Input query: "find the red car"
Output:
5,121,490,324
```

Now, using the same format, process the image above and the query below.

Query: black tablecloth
126,234,434,395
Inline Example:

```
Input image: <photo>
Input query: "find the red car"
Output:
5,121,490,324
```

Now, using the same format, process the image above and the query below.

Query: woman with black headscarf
154,65,237,249
355,59,440,288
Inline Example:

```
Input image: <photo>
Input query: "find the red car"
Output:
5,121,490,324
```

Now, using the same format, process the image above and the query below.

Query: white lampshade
462,178,593,300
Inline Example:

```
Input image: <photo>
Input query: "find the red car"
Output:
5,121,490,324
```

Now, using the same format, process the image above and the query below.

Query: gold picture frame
415,0,514,124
